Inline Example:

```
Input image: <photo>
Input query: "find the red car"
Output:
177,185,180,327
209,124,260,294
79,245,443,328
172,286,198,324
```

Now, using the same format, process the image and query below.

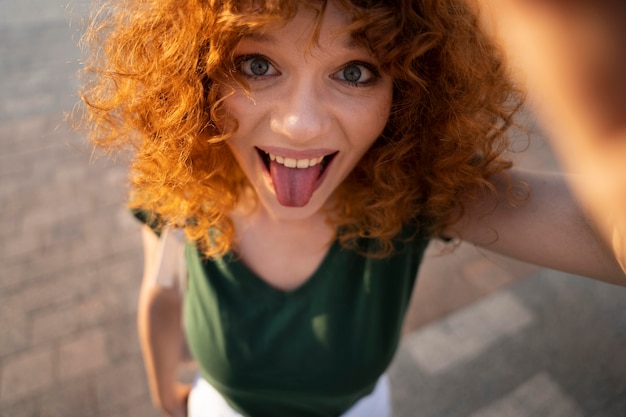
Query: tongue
269,161,322,207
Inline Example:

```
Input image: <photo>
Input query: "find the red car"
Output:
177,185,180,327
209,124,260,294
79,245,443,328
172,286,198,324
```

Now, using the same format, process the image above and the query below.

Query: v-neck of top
218,238,342,299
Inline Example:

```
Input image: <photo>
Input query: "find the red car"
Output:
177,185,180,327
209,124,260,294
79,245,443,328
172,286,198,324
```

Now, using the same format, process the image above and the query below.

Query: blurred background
1,1,625,416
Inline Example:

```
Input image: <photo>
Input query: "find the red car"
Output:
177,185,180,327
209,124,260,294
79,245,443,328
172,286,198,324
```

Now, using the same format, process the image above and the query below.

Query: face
222,0,393,221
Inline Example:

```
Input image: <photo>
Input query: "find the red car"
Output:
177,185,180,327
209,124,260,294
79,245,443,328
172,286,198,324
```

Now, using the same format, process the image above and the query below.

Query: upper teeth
268,152,325,169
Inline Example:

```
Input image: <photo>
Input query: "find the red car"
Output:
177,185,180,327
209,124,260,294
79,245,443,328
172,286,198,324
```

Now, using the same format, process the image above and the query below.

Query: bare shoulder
140,225,186,294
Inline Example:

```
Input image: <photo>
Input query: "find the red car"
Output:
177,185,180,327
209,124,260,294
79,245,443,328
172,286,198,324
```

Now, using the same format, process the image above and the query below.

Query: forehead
237,1,360,52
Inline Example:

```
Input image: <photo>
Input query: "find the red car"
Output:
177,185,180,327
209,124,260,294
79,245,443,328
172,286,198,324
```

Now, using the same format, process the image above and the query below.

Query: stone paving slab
1,2,625,417
389,271,626,417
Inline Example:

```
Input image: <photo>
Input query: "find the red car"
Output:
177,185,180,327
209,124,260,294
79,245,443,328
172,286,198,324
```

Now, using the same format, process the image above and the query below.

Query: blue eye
342,64,362,83
248,57,269,75
333,62,379,86
237,55,278,78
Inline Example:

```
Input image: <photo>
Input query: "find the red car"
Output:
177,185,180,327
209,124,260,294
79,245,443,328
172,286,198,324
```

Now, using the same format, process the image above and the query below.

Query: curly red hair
77,0,523,258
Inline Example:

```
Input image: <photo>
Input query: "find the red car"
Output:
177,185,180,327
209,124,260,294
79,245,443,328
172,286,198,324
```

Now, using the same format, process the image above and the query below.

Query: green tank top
181,225,430,417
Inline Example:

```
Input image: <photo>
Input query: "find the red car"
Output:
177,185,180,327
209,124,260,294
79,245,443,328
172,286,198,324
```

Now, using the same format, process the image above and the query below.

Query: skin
137,1,626,415
468,0,626,272
223,1,393,223
138,227,190,417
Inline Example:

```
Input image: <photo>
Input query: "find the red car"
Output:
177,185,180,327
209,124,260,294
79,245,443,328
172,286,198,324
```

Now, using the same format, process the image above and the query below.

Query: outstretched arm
445,169,626,286
468,0,626,274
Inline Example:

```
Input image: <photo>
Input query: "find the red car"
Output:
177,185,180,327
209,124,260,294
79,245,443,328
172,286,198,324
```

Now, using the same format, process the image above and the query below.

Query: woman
77,0,625,415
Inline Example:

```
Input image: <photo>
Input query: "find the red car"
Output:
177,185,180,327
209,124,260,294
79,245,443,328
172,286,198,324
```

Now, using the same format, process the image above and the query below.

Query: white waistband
187,374,392,417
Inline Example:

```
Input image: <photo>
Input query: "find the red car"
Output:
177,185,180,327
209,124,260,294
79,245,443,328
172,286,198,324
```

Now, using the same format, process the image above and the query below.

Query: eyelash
235,54,279,80
233,55,381,87
333,61,381,87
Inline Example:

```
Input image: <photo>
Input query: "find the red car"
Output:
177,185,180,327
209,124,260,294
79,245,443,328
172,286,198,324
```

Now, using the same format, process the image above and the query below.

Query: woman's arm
138,225,190,417
468,0,626,274
445,169,626,286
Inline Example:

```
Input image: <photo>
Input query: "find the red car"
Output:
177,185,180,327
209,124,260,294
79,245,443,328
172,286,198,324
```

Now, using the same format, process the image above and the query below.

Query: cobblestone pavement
1,2,625,417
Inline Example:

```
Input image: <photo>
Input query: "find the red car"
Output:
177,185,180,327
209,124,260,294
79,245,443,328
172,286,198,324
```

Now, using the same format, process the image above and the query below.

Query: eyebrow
341,37,362,50
242,31,364,51
242,32,278,44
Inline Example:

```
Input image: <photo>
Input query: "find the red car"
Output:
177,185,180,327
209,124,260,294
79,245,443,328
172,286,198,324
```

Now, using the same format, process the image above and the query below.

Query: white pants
188,375,392,417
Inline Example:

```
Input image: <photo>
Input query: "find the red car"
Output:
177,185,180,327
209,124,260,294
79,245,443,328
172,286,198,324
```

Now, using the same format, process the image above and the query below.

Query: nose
269,79,331,143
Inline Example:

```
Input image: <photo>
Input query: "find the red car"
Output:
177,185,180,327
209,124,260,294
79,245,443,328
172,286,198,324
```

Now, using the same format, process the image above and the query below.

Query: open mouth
254,147,339,207
255,147,338,177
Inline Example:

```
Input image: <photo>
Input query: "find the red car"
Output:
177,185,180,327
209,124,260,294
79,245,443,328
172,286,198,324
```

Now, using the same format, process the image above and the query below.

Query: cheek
219,97,243,134
217,84,258,133
351,95,392,146
374,96,392,132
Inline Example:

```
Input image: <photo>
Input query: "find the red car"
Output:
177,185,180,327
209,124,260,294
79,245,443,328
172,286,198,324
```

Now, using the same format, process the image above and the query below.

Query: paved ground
1,2,626,417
